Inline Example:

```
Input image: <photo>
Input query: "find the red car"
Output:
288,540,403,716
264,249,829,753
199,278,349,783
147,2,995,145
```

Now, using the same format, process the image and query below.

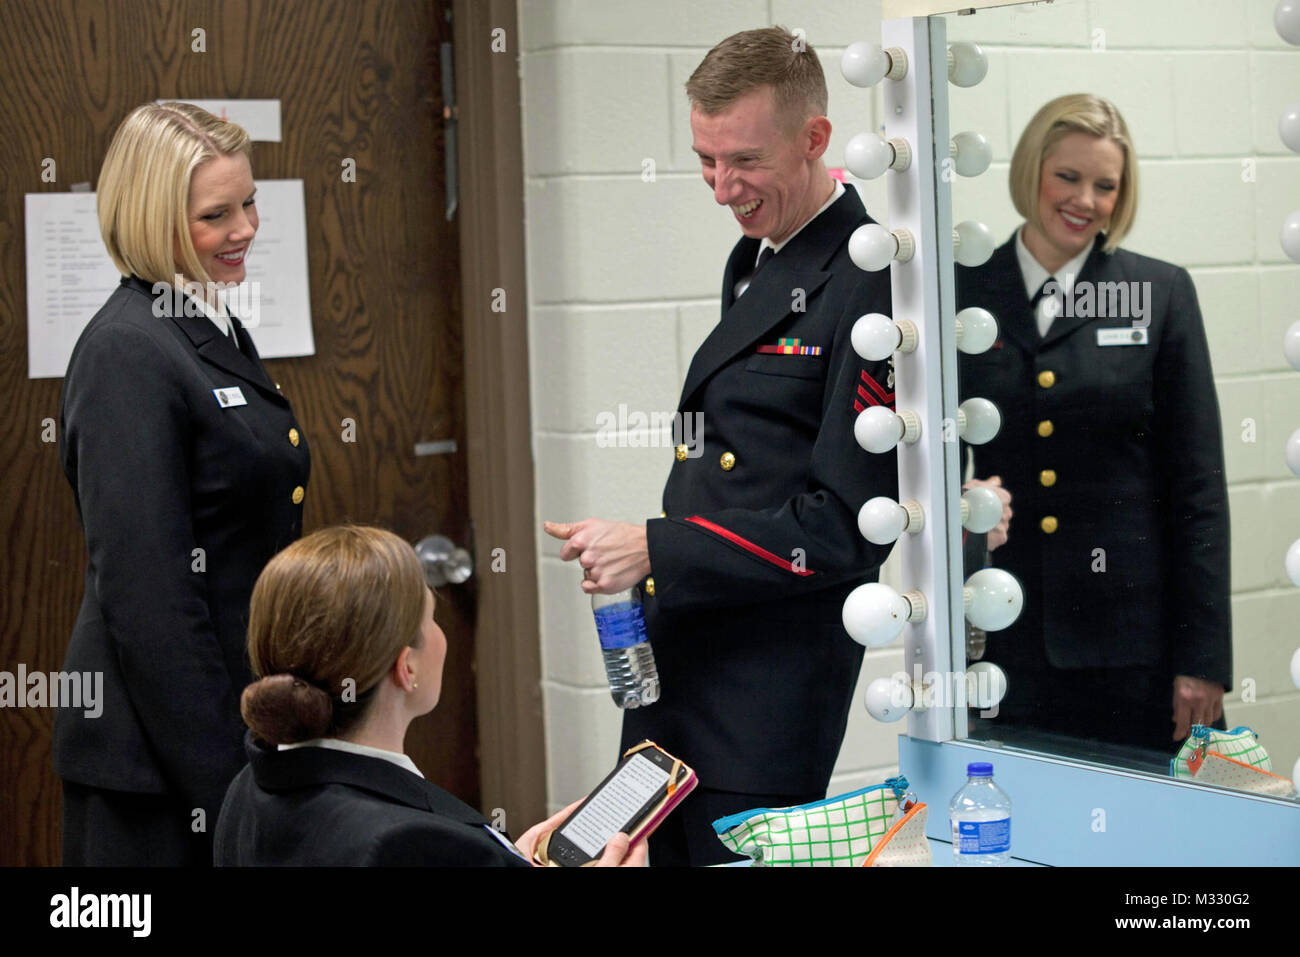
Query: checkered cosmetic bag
713,776,931,866
1170,726,1271,779
1172,725,1296,798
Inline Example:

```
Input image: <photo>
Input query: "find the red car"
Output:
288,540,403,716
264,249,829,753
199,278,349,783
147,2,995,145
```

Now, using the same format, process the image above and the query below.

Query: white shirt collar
758,178,846,264
279,737,425,778
175,282,236,338
1014,224,1092,299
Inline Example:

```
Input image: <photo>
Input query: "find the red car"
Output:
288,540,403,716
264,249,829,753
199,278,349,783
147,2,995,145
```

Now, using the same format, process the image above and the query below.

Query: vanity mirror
934,0,1300,787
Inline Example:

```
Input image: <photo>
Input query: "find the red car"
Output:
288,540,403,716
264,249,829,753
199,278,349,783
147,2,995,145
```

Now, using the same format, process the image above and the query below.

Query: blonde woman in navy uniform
957,94,1230,754
56,103,311,864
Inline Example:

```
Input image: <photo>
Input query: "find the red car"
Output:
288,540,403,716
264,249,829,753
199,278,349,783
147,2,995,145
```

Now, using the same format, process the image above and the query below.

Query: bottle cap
967,762,994,776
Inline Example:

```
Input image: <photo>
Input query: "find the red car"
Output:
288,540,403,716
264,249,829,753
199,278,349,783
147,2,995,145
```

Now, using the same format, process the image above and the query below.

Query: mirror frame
882,6,1300,861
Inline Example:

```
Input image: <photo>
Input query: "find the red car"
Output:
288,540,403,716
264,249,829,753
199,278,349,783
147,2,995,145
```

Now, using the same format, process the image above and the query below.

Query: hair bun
240,674,332,745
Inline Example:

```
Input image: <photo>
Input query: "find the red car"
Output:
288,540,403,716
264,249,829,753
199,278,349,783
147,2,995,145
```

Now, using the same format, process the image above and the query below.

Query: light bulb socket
884,47,908,81
892,229,916,263
902,500,925,533
956,407,967,435
960,497,970,524
897,409,922,444
895,319,919,354
902,590,928,623
888,137,912,171
906,678,928,713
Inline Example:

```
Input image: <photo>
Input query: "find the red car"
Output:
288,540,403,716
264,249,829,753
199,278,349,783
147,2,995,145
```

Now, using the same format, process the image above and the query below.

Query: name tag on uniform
1097,327,1148,347
213,386,247,407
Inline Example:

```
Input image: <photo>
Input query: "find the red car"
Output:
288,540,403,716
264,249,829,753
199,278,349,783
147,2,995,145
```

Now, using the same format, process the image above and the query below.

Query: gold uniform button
1040,516,1058,534
292,485,305,505
659,510,667,518
1037,419,1054,437
675,444,688,462
1039,469,1057,487
1038,370,1056,388
289,428,300,447
720,451,736,471
644,576,655,597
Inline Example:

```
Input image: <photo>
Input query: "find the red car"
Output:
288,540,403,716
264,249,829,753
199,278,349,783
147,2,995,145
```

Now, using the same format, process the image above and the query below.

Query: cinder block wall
946,0,1300,768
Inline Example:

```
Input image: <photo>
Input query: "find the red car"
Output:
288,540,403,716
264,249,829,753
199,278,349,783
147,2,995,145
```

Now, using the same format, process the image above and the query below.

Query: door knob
414,534,473,587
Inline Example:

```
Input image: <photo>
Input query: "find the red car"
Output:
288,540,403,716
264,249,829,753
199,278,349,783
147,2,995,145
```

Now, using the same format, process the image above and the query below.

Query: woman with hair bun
215,525,645,867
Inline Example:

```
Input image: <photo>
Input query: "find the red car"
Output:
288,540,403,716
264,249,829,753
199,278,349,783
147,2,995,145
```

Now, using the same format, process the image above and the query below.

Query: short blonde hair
1009,94,1137,253
97,101,252,286
685,26,828,137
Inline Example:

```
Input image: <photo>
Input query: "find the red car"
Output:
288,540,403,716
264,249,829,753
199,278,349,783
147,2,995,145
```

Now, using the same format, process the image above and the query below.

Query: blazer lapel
246,734,489,826
677,184,866,411
720,235,760,313
121,275,283,400
1039,236,1110,348
970,237,1039,356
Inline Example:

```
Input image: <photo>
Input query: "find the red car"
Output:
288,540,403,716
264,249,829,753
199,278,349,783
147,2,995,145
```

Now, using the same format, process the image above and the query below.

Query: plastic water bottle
948,761,1011,866
592,588,660,709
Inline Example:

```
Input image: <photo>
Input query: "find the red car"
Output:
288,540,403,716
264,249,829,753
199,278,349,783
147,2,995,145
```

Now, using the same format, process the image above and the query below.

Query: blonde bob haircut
1009,93,1137,253
97,101,252,286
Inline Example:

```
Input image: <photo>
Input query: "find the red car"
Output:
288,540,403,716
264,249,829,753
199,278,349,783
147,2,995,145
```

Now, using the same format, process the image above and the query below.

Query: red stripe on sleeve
859,369,895,404
684,516,815,576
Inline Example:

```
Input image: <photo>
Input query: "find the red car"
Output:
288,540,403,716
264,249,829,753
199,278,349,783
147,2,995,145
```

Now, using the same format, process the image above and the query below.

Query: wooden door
0,0,488,864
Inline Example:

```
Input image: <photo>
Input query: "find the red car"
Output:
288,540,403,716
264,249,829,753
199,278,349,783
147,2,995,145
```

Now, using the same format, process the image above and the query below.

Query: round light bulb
954,219,996,267
842,582,911,648
1285,320,1300,371
964,567,1023,632
849,223,898,272
1288,429,1300,477
1287,539,1300,587
1280,103,1300,153
966,661,1007,710
841,41,891,87
959,397,1002,445
845,132,894,180
858,496,908,545
851,312,898,361
956,306,998,354
948,41,988,87
1291,646,1300,690
865,675,913,723
951,130,993,177
962,485,1003,534
1281,210,1300,263
1276,0,1300,44
854,405,904,453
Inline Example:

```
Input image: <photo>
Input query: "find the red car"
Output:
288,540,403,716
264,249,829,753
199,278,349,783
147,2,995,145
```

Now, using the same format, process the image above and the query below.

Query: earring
412,679,419,690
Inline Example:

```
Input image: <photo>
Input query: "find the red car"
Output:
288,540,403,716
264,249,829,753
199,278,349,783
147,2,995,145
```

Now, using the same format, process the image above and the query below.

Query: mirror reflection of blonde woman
957,94,1230,755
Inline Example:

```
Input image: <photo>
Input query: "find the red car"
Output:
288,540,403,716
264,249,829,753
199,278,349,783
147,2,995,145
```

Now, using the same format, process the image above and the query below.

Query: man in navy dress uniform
546,26,898,865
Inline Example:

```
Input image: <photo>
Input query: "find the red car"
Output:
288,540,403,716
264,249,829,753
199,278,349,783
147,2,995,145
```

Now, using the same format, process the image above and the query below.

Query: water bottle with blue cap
948,761,1011,865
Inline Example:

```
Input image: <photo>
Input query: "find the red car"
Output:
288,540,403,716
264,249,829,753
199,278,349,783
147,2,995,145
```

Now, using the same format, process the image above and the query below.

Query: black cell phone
539,742,695,866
